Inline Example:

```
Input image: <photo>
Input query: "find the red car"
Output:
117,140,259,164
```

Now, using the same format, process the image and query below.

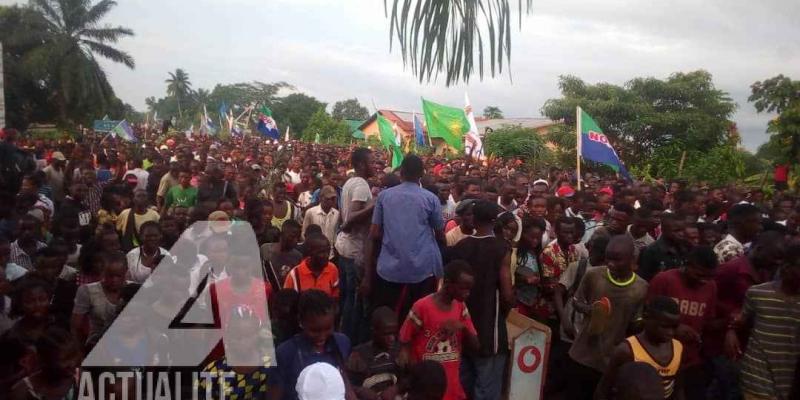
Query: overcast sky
3,0,798,150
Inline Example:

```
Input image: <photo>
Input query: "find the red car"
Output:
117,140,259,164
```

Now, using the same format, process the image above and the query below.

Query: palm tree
27,0,135,122
166,68,192,118
385,0,532,85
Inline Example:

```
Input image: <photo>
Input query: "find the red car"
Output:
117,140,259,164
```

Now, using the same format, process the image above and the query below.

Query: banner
93,120,120,132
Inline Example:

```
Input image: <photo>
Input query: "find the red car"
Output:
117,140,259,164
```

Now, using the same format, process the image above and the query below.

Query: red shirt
211,277,272,324
774,164,789,182
705,255,770,356
647,269,717,366
399,295,477,400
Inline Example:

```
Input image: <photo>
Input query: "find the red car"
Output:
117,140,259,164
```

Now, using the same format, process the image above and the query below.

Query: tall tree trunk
177,94,183,118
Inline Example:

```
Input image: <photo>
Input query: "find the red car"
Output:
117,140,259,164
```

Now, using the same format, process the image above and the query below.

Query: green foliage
331,99,369,121
542,71,737,167
165,68,191,118
637,141,756,185
0,1,136,128
749,75,800,161
271,93,326,138
483,126,550,170
384,0,532,85
482,106,504,119
301,109,351,145
545,124,576,169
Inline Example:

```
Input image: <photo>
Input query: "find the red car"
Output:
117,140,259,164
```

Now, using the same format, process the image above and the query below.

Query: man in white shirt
302,186,340,255
124,158,150,191
284,157,302,184
335,148,374,341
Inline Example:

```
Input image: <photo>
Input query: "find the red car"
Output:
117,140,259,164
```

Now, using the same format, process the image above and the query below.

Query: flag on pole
464,93,485,159
218,102,228,120
578,107,630,179
377,114,404,169
111,120,136,142
257,106,280,139
421,98,470,151
285,126,290,142
413,113,426,147
201,104,217,135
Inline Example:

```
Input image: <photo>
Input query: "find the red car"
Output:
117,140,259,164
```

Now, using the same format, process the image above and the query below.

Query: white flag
464,92,485,160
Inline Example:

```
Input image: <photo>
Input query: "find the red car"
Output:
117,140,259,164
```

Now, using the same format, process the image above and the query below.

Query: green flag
377,114,404,169
421,98,469,151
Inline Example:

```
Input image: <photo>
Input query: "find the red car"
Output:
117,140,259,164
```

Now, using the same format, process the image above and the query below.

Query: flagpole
576,106,582,191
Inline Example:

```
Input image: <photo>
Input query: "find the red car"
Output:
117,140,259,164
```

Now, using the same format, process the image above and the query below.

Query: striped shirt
739,281,800,399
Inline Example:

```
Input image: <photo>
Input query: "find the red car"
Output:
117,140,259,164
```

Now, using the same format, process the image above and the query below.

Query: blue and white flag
257,106,280,140
414,113,426,146
111,120,137,142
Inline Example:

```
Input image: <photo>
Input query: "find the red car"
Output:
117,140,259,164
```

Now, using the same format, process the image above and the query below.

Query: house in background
357,110,420,142
477,117,560,137
355,110,564,154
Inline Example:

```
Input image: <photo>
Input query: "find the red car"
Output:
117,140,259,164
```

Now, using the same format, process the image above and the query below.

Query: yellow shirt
626,335,683,399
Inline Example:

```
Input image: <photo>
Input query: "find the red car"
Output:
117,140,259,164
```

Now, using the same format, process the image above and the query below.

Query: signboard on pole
93,119,120,132
0,42,6,129
506,309,552,400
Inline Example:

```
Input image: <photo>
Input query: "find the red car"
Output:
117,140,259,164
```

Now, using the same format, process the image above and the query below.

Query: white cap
296,363,345,400
533,178,549,186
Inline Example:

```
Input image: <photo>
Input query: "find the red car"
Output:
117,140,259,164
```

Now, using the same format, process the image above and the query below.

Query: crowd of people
0,125,798,400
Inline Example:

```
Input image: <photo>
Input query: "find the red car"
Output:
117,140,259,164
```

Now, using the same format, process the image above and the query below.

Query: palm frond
82,39,135,68
385,0,532,86
30,0,64,30
81,0,116,27
79,26,134,42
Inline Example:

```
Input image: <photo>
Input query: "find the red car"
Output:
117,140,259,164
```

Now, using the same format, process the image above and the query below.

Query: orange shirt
283,259,340,299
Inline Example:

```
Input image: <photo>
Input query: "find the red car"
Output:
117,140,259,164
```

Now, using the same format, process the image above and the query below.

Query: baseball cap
598,186,614,197
51,151,66,161
455,199,476,215
533,178,549,187
296,363,345,400
556,186,575,198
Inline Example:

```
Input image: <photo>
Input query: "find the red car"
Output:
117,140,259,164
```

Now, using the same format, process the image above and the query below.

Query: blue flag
579,107,630,179
218,102,228,120
414,114,426,146
257,106,280,139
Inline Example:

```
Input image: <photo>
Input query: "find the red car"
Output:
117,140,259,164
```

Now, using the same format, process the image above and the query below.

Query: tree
482,106,504,119
271,93,326,138
483,126,550,170
302,109,351,144
542,71,737,167
166,68,192,118
749,75,800,162
385,0,532,85
208,81,292,109
331,99,369,121
1,0,135,127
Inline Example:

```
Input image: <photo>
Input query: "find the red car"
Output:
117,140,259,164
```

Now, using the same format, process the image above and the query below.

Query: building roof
357,110,421,133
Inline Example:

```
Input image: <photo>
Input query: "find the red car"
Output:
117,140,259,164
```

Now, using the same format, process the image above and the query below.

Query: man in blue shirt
362,154,445,321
